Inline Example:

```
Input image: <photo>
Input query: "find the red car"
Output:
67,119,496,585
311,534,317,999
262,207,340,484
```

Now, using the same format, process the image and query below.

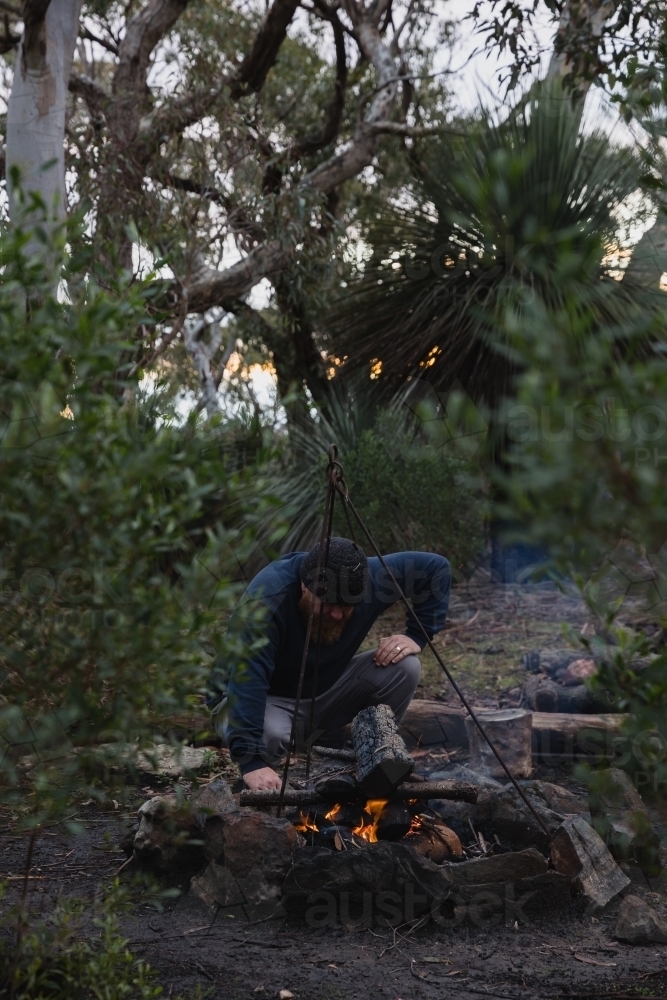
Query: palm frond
330,82,651,406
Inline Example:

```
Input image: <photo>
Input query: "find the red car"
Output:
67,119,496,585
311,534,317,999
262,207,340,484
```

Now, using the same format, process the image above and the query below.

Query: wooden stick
239,778,478,807
312,745,356,761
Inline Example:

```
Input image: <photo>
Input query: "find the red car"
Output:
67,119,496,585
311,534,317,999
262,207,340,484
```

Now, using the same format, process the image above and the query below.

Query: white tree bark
547,0,619,86
6,0,83,240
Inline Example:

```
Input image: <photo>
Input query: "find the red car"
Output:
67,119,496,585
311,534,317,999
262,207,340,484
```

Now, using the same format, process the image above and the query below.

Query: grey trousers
262,648,420,761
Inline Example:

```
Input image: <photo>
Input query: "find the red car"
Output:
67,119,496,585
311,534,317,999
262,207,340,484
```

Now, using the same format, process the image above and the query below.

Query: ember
292,798,428,847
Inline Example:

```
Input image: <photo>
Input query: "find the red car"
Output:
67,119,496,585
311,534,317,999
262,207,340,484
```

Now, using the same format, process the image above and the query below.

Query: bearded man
207,538,450,791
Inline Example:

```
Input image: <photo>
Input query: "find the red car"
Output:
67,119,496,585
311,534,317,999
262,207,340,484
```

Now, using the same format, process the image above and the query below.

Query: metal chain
328,458,552,840
276,445,340,815
277,442,550,840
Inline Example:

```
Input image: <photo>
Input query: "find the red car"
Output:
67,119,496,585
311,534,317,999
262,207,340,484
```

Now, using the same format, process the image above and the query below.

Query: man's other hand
243,766,282,791
374,634,421,666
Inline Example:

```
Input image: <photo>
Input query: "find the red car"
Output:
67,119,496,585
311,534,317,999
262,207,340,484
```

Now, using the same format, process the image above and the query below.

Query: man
207,538,450,791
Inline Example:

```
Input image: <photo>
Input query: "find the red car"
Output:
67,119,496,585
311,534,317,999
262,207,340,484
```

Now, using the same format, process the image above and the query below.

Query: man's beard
298,593,351,644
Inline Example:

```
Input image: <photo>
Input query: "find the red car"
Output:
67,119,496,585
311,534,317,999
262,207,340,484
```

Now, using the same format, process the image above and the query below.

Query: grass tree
331,85,648,405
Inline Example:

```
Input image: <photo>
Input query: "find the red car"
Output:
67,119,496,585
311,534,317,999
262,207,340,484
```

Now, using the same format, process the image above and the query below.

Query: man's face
299,584,355,644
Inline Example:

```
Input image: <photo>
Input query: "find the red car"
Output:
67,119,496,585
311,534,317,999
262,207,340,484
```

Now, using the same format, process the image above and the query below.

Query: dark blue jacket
207,550,450,774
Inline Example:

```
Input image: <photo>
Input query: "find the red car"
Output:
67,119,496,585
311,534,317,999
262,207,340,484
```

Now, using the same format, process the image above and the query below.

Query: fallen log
165,704,629,762
239,778,478,807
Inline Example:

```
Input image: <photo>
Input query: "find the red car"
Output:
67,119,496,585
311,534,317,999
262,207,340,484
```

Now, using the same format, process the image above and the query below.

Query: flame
352,799,389,843
294,810,318,833
325,804,342,822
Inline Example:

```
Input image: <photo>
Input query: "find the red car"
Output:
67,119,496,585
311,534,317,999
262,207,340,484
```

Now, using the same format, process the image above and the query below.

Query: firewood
352,704,414,797
442,847,547,886
551,815,630,910
375,803,412,841
312,746,356,761
239,778,478,807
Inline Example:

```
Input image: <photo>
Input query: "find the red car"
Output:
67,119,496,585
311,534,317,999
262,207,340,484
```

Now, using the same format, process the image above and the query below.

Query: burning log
352,704,414,797
239,778,478,807
375,803,413,842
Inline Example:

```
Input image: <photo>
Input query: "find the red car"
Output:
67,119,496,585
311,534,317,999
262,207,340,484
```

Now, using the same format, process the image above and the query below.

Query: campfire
290,795,463,861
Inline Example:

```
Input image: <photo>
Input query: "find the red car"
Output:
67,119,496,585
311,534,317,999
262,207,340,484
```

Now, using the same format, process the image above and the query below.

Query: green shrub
333,413,487,574
0,882,162,1000
0,225,258,825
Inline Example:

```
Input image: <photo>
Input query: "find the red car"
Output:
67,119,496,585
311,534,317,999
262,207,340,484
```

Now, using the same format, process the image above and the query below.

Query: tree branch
158,170,266,245
113,0,189,99
79,24,118,55
184,314,224,417
0,12,20,52
137,0,300,154
228,0,299,99
299,13,401,193
293,8,347,157
176,4,406,312
368,120,461,137
185,240,288,314
69,72,110,122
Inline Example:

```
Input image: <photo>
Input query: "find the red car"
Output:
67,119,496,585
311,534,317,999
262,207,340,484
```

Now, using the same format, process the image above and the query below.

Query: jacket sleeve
377,552,451,647
206,595,279,775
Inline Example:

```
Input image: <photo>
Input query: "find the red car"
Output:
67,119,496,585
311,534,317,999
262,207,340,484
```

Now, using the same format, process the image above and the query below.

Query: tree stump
351,704,414,798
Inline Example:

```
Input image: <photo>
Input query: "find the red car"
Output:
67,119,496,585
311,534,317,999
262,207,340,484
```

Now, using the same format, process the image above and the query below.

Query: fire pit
128,706,654,929
289,796,464,862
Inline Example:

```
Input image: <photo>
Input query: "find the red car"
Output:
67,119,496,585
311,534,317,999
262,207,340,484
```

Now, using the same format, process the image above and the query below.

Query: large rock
222,809,298,884
195,778,240,862
482,780,589,850
134,743,216,780
282,842,452,909
614,894,667,945
428,765,500,828
191,859,284,922
133,778,239,871
588,768,661,875
551,815,630,910
405,819,462,863
133,794,205,872
18,741,217,783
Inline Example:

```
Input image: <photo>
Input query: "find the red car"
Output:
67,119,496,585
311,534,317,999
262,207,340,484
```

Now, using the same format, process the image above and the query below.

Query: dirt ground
3,580,667,1000
364,574,597,704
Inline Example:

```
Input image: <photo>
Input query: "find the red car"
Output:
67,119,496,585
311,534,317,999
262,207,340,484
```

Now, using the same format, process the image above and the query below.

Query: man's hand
243,766,282,791
374,634,421,666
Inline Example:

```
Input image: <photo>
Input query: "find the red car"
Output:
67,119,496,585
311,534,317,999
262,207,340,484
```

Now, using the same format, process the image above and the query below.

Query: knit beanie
300,537,368,605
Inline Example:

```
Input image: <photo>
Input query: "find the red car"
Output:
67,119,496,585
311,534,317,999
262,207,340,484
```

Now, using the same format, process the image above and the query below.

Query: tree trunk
6,0,83,251
624,202,667,289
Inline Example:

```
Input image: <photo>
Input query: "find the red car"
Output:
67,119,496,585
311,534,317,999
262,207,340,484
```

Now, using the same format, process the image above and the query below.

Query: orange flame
352,799,389,843
294,810,318,833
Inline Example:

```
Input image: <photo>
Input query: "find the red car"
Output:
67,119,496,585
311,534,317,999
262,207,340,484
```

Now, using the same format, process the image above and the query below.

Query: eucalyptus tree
1,0,453,416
